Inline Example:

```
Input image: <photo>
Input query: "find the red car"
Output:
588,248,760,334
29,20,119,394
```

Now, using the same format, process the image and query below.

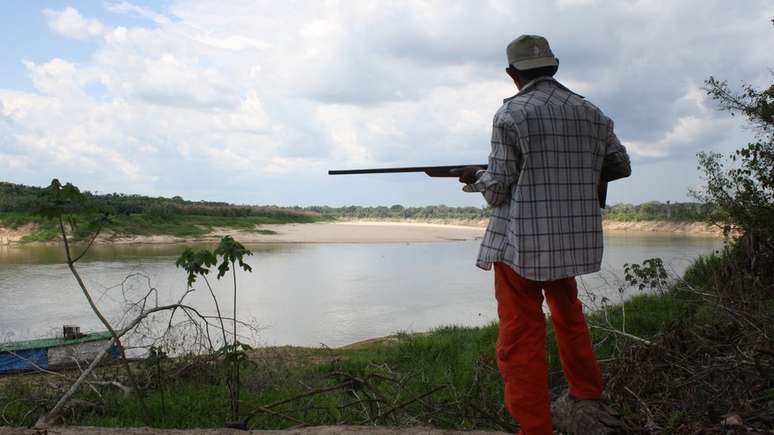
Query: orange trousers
494,263,604,435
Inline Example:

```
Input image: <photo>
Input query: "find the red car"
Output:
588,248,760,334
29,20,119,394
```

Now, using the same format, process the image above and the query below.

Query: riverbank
0,219,720,246
106,222,486,245
345,217,722,236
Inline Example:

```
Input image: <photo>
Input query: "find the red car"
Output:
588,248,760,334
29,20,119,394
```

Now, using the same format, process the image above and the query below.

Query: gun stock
328,165,608,208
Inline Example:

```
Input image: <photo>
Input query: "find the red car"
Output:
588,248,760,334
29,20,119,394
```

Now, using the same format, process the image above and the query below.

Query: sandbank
0,219,721,246
102,222,486,245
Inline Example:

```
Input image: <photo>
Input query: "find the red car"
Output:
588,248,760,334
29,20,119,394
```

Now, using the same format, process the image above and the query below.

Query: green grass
0,212,45,229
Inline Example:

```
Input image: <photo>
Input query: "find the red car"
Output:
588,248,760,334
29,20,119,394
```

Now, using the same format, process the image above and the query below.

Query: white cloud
104,1,171,25
22,58,89,98
44,7,106,40
1,1,771,204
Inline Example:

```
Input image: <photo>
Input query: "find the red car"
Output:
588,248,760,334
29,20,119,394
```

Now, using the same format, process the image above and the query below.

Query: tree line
1,181,714,223
0,182,318,220
602,201,714,222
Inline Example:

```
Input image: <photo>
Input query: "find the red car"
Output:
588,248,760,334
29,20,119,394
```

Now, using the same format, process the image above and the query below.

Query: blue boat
0,327,118,373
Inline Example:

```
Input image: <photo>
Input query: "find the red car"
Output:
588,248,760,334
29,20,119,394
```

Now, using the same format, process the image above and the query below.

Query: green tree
695,74,774,269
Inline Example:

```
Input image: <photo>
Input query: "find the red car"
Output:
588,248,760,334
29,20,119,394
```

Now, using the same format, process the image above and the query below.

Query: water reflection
0,241,289,265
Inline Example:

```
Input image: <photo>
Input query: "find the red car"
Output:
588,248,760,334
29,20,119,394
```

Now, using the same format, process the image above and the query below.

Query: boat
0,326,118,374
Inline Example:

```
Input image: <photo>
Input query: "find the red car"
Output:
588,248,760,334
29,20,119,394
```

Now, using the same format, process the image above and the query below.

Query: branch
249,406,309,426
359,385,447,425
85,380,132,397
242,381,353,424
5,351,67,378
36,337,116,428
36,301,205,428
589,325,654,346
71,221,104,263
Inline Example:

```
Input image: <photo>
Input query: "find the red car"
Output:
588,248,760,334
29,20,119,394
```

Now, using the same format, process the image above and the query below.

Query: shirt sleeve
600,119,632,182
463,116,522,206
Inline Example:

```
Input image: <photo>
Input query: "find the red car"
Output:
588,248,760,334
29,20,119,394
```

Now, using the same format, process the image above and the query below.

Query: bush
694,75,774,270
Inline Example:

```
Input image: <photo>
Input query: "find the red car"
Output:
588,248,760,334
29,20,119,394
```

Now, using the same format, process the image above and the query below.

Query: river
0,233,721,348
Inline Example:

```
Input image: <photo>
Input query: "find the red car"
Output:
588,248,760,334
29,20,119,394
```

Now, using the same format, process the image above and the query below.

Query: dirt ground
0,426,509,435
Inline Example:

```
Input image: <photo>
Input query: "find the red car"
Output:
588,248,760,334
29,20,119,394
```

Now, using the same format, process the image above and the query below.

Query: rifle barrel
328,164,607,208
328,165,484,175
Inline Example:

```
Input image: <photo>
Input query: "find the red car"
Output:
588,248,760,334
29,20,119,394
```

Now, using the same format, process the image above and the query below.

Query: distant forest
0,181,712,223
0,181,319,221
309,202,713,222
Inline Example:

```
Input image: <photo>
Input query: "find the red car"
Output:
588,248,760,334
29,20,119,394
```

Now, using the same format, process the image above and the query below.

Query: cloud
22,58,88,98
625,86,739,160
1,1,772,205
0,102,29,173
628,115,729,159
44,7,106,40
104,1,171,25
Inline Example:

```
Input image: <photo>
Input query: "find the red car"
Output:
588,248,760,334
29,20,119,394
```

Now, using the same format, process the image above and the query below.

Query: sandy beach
49,221,486,245
155,222,485,245
104,220,720,245
0,219,721,246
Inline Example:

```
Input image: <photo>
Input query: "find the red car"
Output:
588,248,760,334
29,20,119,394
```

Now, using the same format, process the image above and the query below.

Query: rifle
328,164,608,208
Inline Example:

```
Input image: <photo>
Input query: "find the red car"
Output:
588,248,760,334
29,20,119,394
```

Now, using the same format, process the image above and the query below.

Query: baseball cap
506,35,559,70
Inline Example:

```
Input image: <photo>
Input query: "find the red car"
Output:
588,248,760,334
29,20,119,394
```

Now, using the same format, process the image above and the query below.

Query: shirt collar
503,76,583,103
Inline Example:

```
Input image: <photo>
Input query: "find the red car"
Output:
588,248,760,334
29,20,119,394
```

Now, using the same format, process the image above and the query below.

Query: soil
0,426,508,434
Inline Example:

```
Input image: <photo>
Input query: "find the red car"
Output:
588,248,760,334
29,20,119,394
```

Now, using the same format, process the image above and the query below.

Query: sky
0,1,772,207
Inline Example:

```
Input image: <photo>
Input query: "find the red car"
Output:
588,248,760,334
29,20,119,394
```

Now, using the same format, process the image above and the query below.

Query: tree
694,74,774,270
175,236,253,423
34,180,213,427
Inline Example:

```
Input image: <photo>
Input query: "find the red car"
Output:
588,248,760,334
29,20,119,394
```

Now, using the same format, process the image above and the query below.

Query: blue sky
1,1,161,89
0,1,772,207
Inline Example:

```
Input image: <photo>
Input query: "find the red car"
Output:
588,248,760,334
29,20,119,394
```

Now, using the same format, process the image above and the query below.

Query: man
452,35,631,434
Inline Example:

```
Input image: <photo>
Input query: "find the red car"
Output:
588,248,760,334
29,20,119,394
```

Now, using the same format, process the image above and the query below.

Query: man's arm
456,118,522,207
600,120,631,182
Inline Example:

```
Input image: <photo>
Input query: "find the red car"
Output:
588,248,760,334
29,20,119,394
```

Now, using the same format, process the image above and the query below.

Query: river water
0,234,721,348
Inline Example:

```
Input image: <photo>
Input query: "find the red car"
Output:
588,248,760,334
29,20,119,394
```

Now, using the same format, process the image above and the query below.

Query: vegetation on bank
0,183,333,242
602,201,713,222
1,180,715,242
0,211,322,242
306,202,715,223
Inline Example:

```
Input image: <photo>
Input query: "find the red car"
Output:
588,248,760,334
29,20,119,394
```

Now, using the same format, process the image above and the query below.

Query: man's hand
450,166,485,184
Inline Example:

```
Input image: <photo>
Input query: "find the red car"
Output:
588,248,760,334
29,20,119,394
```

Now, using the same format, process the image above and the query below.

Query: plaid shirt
467,77,631,281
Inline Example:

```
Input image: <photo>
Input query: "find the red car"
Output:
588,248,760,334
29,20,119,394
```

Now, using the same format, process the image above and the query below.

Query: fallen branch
85,380,132,397
623,386,659,432
250,406,309,426
242,381,353,424
35,302,209,428
359,384,447,425
590,325,654,346
35,338,115,428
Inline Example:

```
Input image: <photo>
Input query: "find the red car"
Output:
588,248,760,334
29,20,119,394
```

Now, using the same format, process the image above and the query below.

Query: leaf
176,248,217,287
214,236,253,279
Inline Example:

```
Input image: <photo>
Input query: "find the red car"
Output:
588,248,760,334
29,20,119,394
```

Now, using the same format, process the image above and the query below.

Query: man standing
453,35,631,434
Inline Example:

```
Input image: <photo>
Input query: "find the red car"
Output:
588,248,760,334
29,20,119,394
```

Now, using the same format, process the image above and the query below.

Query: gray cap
506,35,559,70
